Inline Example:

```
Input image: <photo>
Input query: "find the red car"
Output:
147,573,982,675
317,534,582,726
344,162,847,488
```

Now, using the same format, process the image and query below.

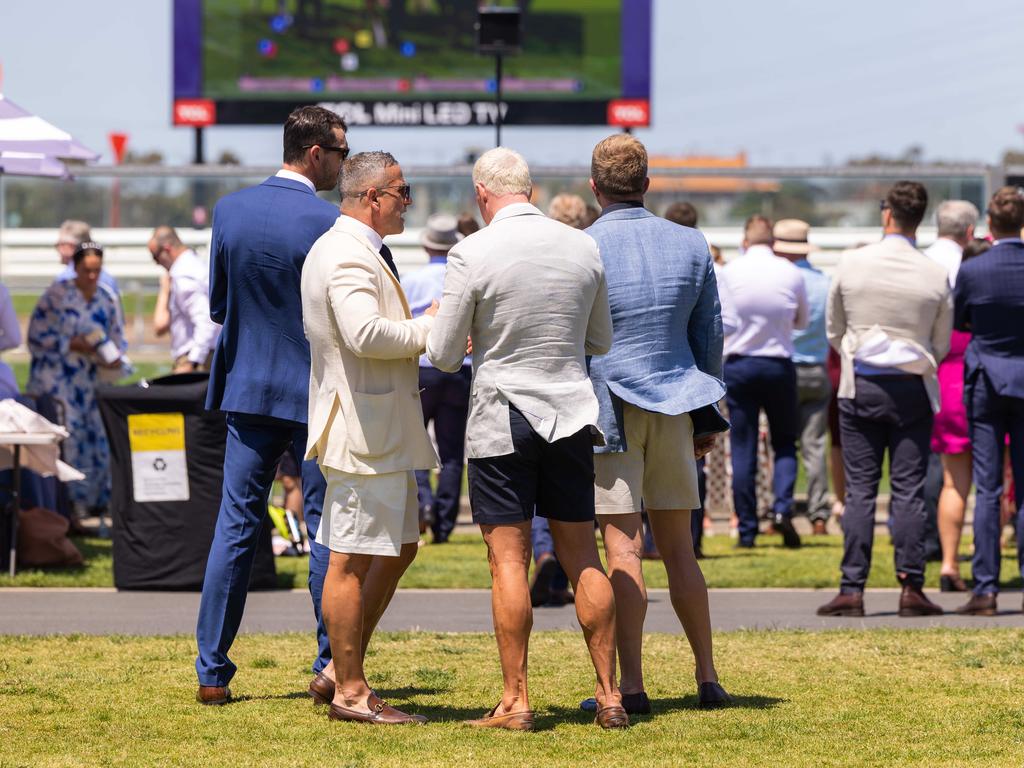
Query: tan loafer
196,685,232,706
466,703,536,731
328,699,426,725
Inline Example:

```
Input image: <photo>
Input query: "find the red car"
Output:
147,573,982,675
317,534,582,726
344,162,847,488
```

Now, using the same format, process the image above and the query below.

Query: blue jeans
195,412,329,687
724,356,799,545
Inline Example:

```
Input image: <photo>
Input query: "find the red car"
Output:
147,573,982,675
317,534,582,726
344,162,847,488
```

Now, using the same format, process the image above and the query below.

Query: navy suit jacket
953,239,1024,400
205,176,339,423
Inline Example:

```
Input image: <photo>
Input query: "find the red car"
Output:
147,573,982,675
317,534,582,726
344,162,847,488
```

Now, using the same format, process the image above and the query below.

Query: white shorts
315,468,420,556
594,404,699,515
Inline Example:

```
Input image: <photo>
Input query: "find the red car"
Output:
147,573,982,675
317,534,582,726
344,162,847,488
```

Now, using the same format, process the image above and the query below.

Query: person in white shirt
924,200,979,287
720,215,808,548
147,226,221,372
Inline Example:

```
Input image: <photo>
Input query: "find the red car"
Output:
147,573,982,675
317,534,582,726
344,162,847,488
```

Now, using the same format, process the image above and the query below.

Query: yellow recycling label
128,413,190,502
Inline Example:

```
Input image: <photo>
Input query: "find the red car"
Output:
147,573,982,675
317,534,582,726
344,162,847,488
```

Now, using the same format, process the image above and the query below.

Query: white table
0,432,64,578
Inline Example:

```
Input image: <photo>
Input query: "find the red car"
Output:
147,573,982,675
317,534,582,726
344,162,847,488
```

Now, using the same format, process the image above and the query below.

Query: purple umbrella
0,93,99,162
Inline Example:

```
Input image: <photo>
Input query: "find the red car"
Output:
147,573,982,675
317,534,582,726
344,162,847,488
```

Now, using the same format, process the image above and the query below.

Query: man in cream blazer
818,181,952,619
301,151,438,725
427,148,627,731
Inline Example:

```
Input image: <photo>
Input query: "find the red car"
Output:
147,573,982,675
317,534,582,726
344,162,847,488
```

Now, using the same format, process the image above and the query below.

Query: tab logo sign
128,413,190,502
174,99,216,126
607,99,650,127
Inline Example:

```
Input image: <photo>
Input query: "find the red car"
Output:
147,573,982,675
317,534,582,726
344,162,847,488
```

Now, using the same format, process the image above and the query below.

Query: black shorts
468,405,596,526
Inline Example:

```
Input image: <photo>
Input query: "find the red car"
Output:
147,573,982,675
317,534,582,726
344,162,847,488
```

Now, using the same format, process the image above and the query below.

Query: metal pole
194,126,205,165
9,444,19,578
0,171,5,282
495,52,503,148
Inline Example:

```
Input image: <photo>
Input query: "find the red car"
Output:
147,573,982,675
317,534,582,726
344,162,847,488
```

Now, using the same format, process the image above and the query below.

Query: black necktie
379,244,400,280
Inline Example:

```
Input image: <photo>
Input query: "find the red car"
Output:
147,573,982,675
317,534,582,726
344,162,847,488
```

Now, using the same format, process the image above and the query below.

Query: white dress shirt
275,168,315,193
168,249,221,364
722,245,808,358
338,214,383,252
924,237,963,288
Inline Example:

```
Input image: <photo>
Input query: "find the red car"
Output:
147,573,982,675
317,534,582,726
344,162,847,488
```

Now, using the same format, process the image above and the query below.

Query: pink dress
931,329,971,454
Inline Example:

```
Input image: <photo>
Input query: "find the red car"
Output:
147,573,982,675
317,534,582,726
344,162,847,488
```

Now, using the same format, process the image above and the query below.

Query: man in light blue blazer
195,106,348,705
582,134,731,714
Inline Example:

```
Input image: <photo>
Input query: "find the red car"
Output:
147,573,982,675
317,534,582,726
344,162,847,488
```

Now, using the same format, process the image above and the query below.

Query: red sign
607,99,650,127
173,99,216,127
108,132,129,164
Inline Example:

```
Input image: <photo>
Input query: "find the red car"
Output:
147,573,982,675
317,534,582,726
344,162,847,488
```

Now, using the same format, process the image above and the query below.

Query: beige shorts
315,468,419,556
594,404,699,515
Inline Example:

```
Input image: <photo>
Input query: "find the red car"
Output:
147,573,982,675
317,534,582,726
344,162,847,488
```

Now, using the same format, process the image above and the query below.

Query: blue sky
2,0,1023,166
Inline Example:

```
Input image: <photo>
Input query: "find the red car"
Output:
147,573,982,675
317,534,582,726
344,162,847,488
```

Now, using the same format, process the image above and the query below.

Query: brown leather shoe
196,685,232,706
595,703,629,729
328,699,426,725
955,592,997,616
816,592,864,617
308,672,335,706
898,585,943,616
466,703,536,731
812,520,828,536
940,574,969,592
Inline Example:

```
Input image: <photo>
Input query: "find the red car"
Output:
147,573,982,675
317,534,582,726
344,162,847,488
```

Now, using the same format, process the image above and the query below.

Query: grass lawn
1,630,1022,767
6,532,1022,591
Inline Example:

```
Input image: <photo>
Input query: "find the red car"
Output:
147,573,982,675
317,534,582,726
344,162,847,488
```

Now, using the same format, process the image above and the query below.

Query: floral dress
26,281,126,510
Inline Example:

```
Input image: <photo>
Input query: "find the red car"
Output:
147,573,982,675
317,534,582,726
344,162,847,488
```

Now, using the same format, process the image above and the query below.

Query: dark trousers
414,366,470,543
530,516,568,591
724,355,799,544
968,371,1024,596
838,376,932,593
195,412,329,687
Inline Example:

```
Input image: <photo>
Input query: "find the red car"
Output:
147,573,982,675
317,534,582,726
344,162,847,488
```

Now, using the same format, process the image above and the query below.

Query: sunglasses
359,184,412,204
302,144,350,160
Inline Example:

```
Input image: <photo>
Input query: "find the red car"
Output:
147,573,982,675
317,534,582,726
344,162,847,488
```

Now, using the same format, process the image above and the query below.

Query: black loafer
579,691,651,715
698,682,732,708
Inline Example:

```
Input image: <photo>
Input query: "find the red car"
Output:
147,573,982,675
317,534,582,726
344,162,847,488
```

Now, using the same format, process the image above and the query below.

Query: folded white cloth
0,399,85,481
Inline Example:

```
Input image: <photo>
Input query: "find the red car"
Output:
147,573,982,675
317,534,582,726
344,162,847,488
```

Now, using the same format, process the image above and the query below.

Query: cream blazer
301,215,439,474
826,235,953,413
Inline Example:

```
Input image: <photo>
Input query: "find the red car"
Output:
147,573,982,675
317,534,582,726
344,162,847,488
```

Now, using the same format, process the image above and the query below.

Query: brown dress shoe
595,703,629,729
466,703,536,731
308,672,335,706
328,698,426,725
196,685,232,706
898,585,943,616
816,592,864,617
812,520,828,536
940,574,969,592
955,592,997,616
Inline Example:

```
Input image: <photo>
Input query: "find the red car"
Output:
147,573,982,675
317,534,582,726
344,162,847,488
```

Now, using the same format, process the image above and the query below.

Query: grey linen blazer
426,202,613,458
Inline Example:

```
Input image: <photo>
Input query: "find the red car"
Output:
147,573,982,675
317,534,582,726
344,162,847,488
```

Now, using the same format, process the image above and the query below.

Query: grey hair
936,200,979,238
57,219,91,246
472,147,532,198
341,151,399,199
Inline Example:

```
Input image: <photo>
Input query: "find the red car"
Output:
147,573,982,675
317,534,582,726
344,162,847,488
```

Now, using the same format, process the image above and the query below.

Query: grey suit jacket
426,203,613,459
826,235,952,412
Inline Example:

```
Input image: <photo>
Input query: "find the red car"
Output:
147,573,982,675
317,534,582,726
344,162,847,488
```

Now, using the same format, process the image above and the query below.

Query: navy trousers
838,376,932,592
414,366,470,543
195,412,329,687
724,355,799,545
968,372,1024,596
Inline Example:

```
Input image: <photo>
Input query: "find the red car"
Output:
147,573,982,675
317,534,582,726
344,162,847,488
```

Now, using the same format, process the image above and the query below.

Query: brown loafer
898,585,943,617
955,592,997,616
196,685,232,706
308,672,335,706
594,703,629,729
466,703,536,731
328,699,426,725
816,592,865,617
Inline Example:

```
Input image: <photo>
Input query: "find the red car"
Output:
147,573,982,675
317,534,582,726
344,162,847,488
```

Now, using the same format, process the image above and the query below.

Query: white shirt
722,244,809,358
168,249,221,363
275,168,315,193
713,262,739,337
924,237,963,288
339,214,383,252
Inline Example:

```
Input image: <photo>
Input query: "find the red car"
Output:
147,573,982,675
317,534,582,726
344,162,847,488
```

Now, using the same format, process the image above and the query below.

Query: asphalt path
1,588,1021,636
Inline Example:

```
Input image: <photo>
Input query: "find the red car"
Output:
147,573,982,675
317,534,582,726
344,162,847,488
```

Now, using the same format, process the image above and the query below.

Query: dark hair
961,237,992,262
743,214,773,246
986,186,1024,235
885,181,928,230
664,201,698,228
456,212,480,237
282,106,348,165
72,241,104,266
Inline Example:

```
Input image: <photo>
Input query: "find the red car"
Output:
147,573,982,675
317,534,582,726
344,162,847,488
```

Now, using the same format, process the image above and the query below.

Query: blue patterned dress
26,281,126,510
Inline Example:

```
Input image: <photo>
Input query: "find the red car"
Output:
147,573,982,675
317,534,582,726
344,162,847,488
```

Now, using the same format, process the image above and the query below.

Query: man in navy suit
195,106,348,704
955,186,1024,616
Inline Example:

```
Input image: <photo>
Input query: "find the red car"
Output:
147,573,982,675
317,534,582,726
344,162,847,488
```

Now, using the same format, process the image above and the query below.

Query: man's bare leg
321,551,374,709
548,519,622,709
481,522,533,714
596,513,647,695
361,542,419,656
647,509,718,684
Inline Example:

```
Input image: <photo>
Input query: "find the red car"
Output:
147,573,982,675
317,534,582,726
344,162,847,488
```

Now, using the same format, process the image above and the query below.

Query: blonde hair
591,134,647,200
472,147,532,197
547,194,588,229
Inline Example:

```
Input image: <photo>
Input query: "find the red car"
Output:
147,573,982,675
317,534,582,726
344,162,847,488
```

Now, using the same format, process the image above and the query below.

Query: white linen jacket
301,215,439,474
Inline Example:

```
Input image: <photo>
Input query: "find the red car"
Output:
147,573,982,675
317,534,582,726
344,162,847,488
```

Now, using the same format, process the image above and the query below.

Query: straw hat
420,214,462,252
772,219,812,255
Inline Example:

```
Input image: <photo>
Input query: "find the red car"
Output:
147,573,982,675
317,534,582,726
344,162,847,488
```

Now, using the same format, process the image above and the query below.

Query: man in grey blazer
427,147,627,731
817,181,952,618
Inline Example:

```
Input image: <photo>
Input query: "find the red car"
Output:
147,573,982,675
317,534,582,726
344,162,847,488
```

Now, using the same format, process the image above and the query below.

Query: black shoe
698,682,732,708
772,514,801,549
735,540,756,549
529,553,559,608
939,574,968,592
580,691,651,715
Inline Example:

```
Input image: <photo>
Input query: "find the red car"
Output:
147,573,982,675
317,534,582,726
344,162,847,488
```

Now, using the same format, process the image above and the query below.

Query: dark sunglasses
303,144,350,160
359,183,412,203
